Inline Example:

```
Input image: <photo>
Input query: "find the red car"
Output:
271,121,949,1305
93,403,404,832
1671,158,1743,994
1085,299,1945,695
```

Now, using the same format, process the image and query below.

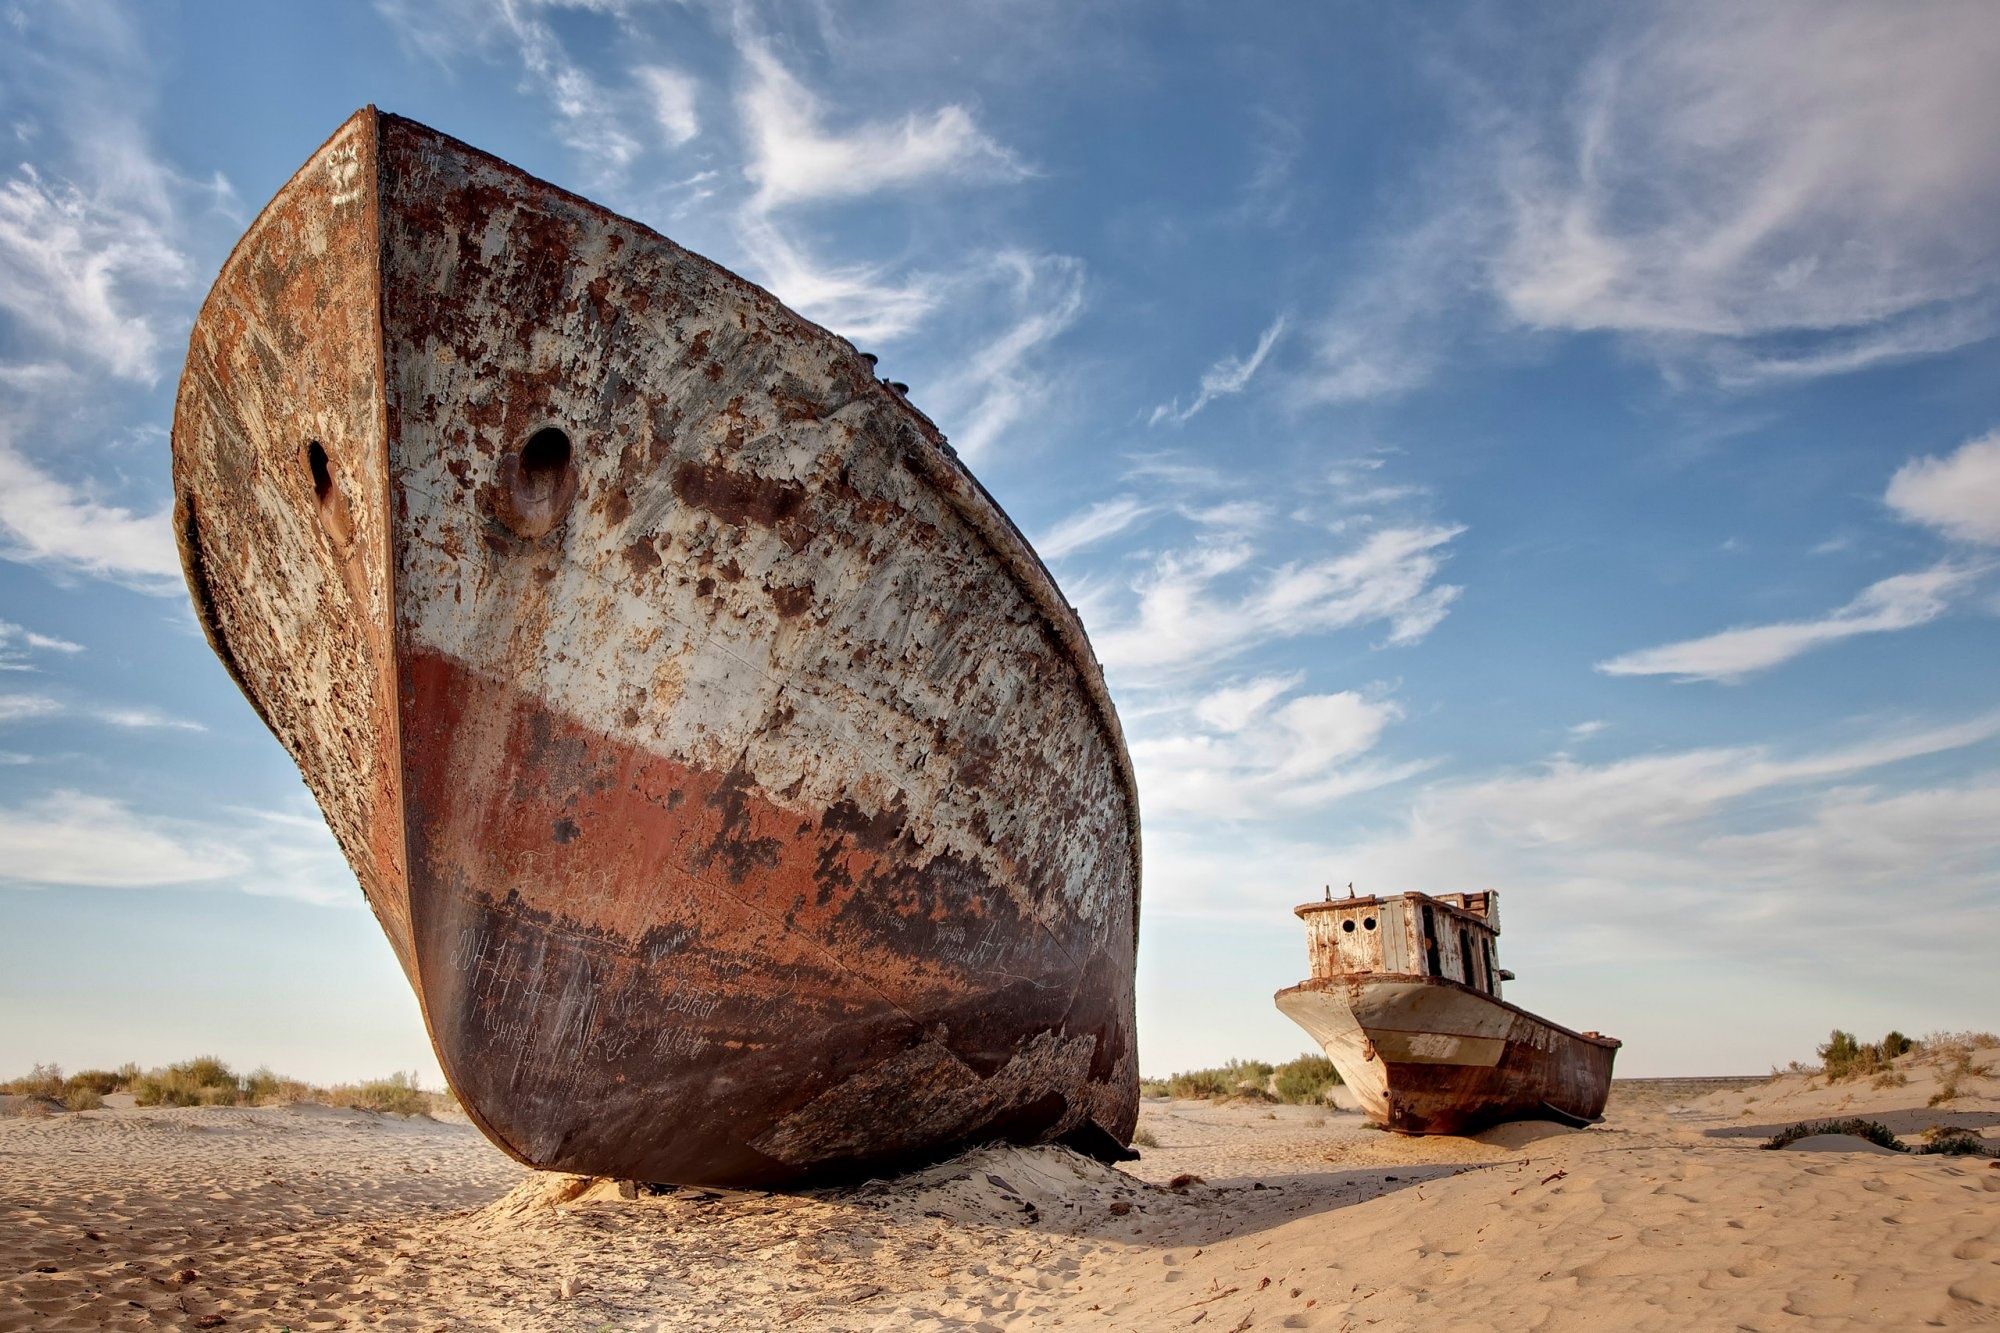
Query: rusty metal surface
170,115,415,981
1276,890,1616,1135
171,108,1140,1187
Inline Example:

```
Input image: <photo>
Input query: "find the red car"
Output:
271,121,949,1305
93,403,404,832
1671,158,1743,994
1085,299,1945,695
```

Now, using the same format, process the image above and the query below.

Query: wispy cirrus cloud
1033,495,1152,562
0,620,83,672
374,0,698,187
1150,315,1286,426
1301,1,2000,402
0,690,201,731
1596,563,1984,684
920,251,1083,460
1600,425,2000,684
1491,3,2000,361
729,213,942,344
736,41,1029,212
1092,522,1464,683
0,165,191,382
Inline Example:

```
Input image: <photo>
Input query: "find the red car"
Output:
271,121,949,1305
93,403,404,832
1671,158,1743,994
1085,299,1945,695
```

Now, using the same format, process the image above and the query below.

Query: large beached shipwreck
1276,890,1618,1134
170,109,1140,1187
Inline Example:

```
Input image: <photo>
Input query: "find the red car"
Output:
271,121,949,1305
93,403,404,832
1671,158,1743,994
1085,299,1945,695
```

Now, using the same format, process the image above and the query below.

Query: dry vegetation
1778,1028,1998,1100
1139,1053,1342,1106
0,1059,454,1118
1762,1117,1996,1157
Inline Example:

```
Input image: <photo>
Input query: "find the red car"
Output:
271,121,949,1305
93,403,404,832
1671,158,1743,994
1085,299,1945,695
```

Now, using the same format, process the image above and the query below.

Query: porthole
307,441,334,499
1363,917,1377,931
302,439,354,549
1341,919,1356,933
496,425,579,540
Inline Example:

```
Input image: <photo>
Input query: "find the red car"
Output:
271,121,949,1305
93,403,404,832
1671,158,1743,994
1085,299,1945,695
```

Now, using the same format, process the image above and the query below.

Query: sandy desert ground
2,1057,1995,1331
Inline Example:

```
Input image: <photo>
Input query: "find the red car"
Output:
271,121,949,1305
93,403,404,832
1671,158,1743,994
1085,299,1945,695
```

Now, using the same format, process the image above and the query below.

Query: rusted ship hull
1275,976,1618,1134
170,109,1140,1187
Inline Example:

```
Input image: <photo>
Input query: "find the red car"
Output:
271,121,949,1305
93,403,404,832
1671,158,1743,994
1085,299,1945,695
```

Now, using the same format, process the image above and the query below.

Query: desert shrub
1872,1070,1908,1089
1816,1030,1923,1083
1917,1030,2000,1059
1,1063,66,1099
1913,1125,1993,1157
1138,1078,1171,1099
242,1068,318,1106
1131,1127,1160,1149
132,1056,243,1107
1166,1068,1233,1099
1165,1059,1275,1101
1273,1054,1342,1105
1762,1118,1905,1152
63,1084,105,1110
323,1071,432,1117
64,1069,124,1098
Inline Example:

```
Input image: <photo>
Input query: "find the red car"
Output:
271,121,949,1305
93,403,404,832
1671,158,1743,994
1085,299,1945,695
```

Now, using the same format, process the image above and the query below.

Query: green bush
1913,1126,1994,1157
1817,1029,1923,1083
1165,1058,1275,1101
1272,1054,1342,1105
1763,1118,1905,1152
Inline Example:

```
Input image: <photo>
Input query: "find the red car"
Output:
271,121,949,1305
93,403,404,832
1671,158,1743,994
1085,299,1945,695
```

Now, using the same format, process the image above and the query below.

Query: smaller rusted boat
1274,889,1618,1134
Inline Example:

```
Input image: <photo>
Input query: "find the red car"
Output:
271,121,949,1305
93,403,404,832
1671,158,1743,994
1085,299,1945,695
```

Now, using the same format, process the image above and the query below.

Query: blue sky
2,0,1996,1084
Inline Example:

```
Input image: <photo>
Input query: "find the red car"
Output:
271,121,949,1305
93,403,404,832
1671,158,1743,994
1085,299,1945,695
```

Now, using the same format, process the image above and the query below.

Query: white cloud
1296,203,1483,406
0,439,181,591
0,163,189,383
1143,711,2000,940
737,43,1029,211
1495,4,2000,340
0,4,198,386
0,693,63,723
1131,680,1422,822
1191,673,1301,733
1424,713,2000,845
90,706,204,732
1150,315,1286,426
730,213,940,344
921,251,1084,460
1093,523,1464,683
636,64,700,147
375,0,685,186
0,689,201,731
1886,430,2000,546
1596,563,1982,683
0,789,354,904
0,620,82,671
0,791,247,889
1298,1,2000,400
1033,496,1151,562
1491,0,2000,380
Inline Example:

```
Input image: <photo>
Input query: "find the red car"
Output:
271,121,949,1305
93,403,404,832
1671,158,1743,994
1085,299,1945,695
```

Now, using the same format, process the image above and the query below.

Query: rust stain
169,108,1141,1187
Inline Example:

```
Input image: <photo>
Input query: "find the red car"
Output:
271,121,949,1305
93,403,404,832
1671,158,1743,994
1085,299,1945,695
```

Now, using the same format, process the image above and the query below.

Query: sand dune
1,1062,1994,1330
